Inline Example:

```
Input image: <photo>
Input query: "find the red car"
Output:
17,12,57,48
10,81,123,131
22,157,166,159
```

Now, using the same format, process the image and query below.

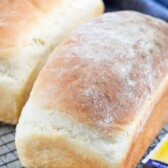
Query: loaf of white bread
16,11,168,168
0,0,104,124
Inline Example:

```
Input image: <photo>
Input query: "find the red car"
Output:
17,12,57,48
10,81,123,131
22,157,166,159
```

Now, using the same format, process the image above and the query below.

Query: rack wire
0,123,22,168
0,122,168,168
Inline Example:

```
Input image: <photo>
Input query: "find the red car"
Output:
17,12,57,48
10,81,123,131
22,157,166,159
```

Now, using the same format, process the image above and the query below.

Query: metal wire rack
0,123,168,168
0,123,22,168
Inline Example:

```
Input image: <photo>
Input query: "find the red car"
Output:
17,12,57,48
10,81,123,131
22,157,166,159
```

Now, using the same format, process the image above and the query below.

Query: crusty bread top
0,0,104,50
0,0,61,49
31,11,168,137
0,0,104,80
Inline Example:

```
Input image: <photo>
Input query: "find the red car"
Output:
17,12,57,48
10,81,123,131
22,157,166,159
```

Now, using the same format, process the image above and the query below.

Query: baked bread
0,0,104,124
16,11,168,168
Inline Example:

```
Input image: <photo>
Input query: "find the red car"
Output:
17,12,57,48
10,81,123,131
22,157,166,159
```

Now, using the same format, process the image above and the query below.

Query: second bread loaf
0,0,104,124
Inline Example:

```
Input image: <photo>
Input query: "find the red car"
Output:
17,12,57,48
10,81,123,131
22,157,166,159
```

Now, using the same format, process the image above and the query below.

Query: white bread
16,11,168,168
0,0,104,124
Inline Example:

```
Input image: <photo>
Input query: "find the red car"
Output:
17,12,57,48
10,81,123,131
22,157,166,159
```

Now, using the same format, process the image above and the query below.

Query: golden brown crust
0,0,60,49
32,11,168,137
16,134,111,168
126,81,168,168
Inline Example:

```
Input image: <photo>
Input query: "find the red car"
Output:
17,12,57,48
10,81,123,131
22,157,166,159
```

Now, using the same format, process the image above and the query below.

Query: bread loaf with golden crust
16,11,168,168
0,0,104,124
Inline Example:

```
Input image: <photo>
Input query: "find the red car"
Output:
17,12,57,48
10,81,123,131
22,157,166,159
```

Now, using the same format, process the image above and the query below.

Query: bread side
16,11,168,167
126,79,168,167
0,0,104,124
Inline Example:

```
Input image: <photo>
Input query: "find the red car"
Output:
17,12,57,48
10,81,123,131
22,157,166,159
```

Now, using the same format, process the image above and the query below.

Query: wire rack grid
0,123,22,168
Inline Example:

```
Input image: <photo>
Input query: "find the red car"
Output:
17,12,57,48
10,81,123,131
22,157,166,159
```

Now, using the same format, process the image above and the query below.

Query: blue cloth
120,0,168,21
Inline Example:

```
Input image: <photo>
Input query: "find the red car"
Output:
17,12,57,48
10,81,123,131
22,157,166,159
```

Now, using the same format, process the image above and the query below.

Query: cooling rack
0,123,22,168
